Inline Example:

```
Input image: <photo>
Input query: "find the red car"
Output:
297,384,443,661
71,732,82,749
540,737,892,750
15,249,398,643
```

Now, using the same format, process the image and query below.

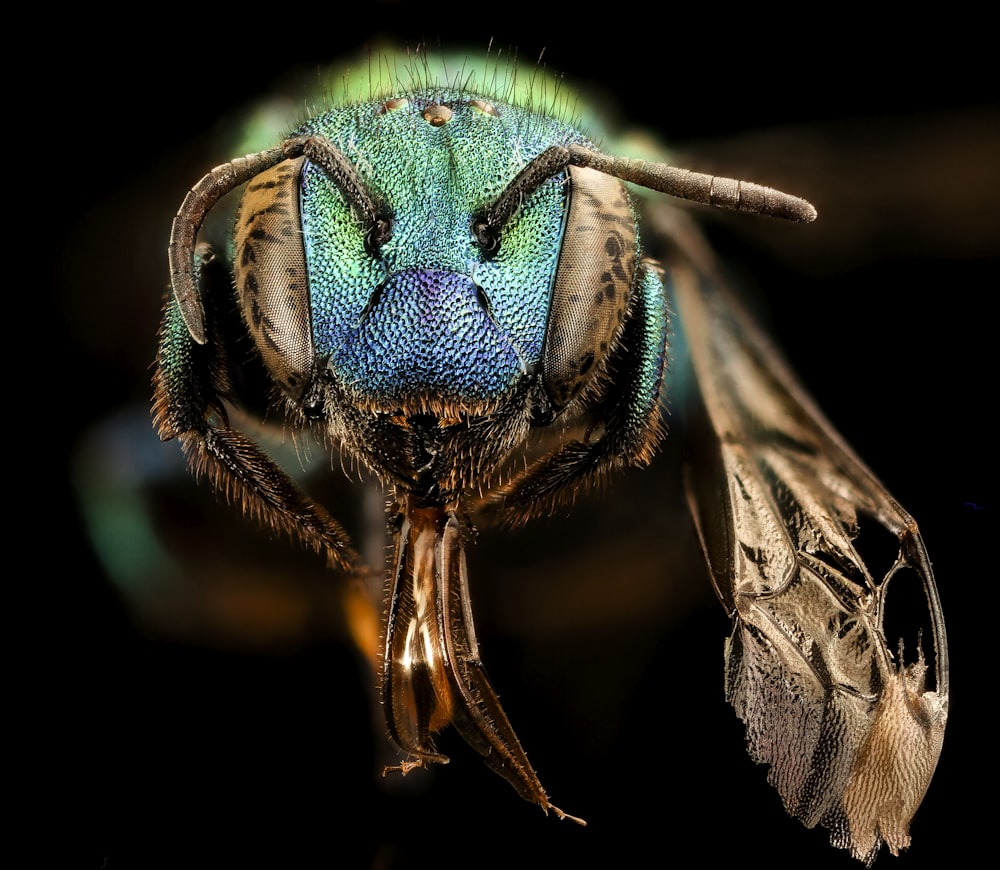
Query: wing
651,207,949,865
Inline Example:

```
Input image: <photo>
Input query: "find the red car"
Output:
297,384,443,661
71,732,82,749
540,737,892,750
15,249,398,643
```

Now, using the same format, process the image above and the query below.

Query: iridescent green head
232,82,641,422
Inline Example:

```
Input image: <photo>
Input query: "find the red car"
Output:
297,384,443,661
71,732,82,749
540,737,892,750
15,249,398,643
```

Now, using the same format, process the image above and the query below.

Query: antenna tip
797,199,819,223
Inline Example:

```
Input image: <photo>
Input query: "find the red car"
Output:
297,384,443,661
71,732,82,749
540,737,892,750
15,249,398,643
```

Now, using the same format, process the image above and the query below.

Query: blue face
297,90,587,407
222,84,663,497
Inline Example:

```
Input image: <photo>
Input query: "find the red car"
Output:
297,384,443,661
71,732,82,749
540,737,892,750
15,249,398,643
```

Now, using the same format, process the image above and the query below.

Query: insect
153,49,948,863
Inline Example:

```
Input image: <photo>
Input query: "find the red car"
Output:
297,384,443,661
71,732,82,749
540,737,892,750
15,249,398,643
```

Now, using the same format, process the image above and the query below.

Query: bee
152,49,947,863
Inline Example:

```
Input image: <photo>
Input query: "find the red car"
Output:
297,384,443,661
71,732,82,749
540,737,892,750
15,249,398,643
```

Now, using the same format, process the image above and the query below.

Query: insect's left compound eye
542,166,637,409
233,156,314,403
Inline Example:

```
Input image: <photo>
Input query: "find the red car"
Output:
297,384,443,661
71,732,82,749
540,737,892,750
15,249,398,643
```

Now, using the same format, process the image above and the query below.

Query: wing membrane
655,208,948,864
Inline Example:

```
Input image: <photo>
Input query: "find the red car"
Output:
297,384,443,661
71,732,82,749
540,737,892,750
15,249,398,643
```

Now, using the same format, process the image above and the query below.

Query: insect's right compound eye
233,156,315,404
541,166,637,409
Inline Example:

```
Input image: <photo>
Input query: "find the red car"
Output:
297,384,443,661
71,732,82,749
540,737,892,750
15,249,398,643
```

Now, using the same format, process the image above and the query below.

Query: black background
47,5,993,867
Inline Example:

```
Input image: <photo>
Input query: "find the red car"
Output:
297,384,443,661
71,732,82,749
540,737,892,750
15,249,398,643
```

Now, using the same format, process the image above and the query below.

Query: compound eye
233,156,315,403
543,166,637,409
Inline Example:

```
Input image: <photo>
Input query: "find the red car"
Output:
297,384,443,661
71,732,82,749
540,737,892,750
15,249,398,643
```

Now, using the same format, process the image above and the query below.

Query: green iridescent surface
296,89,591,403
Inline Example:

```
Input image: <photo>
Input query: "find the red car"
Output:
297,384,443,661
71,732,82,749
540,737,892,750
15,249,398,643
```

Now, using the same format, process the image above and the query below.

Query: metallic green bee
153,50,947,862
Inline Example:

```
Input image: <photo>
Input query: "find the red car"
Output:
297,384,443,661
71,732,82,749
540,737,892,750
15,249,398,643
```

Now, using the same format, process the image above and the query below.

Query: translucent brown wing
654,208,949,865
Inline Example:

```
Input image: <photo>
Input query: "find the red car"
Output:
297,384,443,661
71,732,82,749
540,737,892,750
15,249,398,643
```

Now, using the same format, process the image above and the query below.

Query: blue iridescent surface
297,90,591,405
